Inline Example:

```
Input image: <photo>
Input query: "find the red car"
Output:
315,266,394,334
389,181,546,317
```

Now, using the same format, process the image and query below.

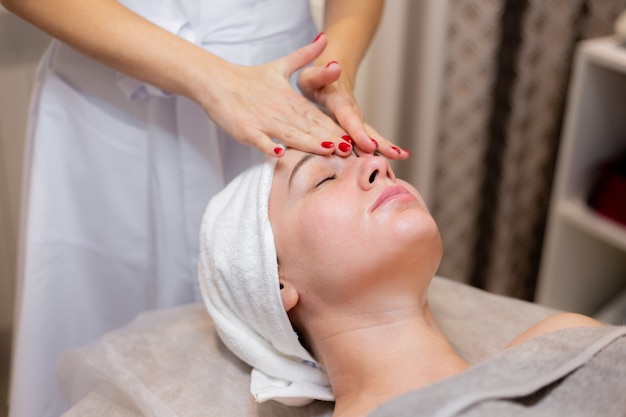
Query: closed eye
315,174,336,188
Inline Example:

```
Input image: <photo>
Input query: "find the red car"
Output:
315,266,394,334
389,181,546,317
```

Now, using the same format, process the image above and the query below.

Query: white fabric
9,2,318,417
198,160,334,406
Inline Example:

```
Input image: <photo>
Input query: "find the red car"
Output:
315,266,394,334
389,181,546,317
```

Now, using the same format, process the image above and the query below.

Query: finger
365,124,410,160
301,105,347,139
276,32,327,76
244,129,290,158
284,99,349,144
269,119,354,157
298,61,341,92
331,103,377,152
333,101,410,160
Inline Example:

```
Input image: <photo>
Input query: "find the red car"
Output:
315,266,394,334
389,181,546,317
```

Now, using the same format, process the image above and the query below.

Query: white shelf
595,285,626,325
582,36,626,74
536,36,626,322
558,199,626,253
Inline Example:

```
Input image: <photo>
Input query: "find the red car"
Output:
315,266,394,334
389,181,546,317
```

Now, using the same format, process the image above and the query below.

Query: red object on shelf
588,152,626,227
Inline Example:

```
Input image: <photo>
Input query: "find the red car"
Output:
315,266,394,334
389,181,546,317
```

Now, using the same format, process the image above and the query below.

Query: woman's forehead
274,149,314,183
277,148,307,169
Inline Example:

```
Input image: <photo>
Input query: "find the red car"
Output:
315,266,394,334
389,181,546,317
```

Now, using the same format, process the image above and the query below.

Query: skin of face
268,149,443,342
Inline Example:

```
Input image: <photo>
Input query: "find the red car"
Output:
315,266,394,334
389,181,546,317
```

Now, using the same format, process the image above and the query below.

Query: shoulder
505,312,604,349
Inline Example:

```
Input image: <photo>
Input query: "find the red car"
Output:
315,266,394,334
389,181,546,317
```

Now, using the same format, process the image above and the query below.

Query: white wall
0,9,50,330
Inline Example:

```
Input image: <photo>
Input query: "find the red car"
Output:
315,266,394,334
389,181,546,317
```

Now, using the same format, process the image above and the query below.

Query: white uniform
9,2,317,416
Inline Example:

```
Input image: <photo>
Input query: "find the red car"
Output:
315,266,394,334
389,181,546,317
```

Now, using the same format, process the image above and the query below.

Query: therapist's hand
197,33,355,158
297,58,409,160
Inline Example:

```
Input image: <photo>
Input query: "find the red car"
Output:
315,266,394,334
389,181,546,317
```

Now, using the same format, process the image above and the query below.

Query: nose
358,154,395,190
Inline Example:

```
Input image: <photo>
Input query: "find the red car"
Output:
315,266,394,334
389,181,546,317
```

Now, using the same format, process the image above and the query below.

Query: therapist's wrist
181,51,234,108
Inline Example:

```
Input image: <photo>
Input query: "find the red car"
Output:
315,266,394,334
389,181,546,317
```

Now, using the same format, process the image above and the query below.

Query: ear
279,280,299,312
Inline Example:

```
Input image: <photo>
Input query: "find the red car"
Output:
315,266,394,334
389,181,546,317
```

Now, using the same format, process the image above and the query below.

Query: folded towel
198,158,334,406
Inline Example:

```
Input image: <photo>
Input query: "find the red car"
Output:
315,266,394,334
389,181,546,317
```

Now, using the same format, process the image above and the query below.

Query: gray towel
370,326,626,417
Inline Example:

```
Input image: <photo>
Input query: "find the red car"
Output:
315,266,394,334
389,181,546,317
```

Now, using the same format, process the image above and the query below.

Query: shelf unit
535,36,626,323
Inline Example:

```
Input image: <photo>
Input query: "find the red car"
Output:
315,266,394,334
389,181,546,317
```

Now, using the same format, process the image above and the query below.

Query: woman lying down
199,147,626,417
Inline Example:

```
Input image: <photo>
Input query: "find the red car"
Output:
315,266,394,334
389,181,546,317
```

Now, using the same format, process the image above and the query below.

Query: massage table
57,277,625,416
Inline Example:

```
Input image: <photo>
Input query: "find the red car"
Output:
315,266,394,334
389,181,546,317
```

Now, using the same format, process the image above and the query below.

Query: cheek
296,199,355,259
292,202,370,304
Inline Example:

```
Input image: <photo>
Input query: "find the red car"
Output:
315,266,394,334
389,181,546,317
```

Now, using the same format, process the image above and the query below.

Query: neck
315,305,470,417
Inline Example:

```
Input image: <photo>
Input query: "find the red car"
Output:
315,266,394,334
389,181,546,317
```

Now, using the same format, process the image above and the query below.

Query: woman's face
268,149,442,316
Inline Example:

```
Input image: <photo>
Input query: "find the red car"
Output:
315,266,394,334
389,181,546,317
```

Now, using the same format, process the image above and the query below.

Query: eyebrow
288,154,317,188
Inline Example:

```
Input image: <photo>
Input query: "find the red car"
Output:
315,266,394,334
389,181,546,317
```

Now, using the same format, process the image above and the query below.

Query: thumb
298,61,341,92
277,32,327,76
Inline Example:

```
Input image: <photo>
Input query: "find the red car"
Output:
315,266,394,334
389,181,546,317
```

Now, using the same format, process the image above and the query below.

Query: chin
388,212,442,266
393,208,439,240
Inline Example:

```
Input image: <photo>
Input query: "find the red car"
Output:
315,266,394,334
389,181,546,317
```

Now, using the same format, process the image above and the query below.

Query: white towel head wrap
198,158,334,406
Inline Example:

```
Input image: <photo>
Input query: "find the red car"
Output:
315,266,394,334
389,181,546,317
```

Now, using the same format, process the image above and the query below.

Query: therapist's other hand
197,33,353,158
297,57,409,160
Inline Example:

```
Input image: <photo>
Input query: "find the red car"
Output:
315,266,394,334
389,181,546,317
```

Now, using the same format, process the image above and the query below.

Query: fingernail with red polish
313,32,324,43
321,141,334,149
338,142,351,152
403,149,411,156
325,60,338,68
274,147,283,155
341,135,353,143
371,138,379,148
391,146,402,154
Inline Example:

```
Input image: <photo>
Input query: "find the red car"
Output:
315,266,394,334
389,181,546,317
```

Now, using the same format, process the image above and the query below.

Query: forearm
0,0,225,103
318,0,384,90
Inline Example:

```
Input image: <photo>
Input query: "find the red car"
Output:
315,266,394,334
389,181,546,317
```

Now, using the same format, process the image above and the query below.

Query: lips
370,185,414,212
